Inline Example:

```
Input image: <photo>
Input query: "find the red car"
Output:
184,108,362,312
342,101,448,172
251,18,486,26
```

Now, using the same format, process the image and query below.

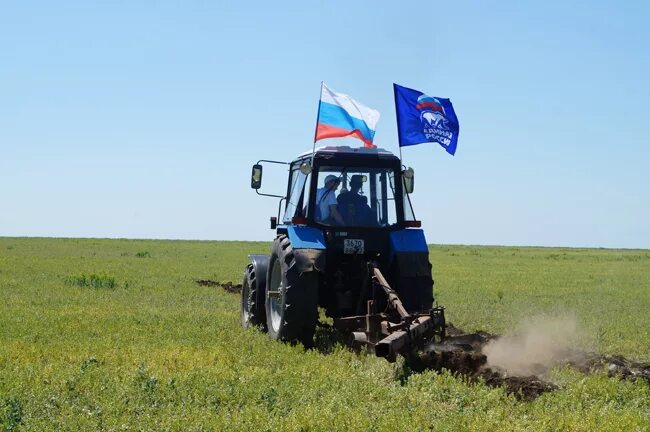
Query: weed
135,363,158,393
65,273,116,289
313,323,345,355
2,398,23,432
393,357,414,385
260,387,278,410
135,251,151,258
80,357,98,373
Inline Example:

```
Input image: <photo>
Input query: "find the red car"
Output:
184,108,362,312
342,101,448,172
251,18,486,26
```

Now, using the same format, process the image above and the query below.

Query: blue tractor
242,146,445,361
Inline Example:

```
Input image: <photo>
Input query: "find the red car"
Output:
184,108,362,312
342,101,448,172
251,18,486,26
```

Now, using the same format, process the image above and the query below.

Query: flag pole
311,81,323,165
393,83,405,166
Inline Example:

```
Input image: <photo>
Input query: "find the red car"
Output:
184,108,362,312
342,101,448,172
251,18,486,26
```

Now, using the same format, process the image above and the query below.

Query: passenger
337,175,374,225
315,175,345,225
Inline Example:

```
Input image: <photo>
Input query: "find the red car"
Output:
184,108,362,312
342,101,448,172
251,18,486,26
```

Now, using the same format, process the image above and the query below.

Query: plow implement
333,265,447,362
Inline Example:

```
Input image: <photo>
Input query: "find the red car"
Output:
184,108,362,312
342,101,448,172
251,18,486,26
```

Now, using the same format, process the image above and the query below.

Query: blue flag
393,83,459,155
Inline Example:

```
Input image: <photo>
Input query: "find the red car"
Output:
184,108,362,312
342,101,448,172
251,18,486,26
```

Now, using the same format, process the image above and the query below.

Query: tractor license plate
343,239,364,254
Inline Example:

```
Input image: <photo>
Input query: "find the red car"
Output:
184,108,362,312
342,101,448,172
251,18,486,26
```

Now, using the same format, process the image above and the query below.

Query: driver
337,174,374,225
315,175,345,225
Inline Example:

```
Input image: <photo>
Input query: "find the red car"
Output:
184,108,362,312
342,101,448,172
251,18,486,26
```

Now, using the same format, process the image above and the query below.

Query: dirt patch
569,353,650,385
220,281,242,293
411,327,557,401
411,323,650,401
195,279,242,293
480,372,558,401
195,279,219,287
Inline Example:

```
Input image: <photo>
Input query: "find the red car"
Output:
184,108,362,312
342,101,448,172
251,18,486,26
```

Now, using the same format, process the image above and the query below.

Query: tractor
241,145,446,361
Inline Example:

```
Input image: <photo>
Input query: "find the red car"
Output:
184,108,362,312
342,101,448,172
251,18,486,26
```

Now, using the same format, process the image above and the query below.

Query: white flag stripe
321,83,380,130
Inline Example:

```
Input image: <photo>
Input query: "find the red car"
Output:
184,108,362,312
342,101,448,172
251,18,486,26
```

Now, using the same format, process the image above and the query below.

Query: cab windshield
313,166,399,227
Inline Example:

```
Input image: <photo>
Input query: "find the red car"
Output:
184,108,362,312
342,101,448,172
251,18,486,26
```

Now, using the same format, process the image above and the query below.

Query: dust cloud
482,316,585,376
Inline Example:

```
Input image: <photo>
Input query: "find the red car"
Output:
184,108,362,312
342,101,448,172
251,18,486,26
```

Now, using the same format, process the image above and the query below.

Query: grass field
1,237,649,431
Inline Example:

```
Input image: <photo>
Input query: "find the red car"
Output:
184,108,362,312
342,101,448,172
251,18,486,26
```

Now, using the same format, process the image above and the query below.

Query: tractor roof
296,146,400,163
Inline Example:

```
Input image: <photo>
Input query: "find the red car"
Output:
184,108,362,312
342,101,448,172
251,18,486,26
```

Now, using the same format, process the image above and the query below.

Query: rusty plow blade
333,265,446,362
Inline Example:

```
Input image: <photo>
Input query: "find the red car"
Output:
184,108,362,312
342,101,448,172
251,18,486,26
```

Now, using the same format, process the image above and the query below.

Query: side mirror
299,162,312,175
251,164,263,189
403,167,414,194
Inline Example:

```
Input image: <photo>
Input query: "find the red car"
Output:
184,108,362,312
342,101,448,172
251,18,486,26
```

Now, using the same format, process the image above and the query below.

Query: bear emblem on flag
417,95,450,131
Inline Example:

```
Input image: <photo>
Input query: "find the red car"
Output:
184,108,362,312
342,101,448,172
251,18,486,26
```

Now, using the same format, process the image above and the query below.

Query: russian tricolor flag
314,83,380,148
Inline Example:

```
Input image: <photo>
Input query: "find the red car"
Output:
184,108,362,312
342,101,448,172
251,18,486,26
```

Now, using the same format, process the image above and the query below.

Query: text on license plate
343,239,364,254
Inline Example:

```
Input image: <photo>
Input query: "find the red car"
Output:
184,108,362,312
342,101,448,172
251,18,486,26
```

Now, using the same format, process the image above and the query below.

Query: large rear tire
241,262,266,329
265,235,318,346
391,254,434,313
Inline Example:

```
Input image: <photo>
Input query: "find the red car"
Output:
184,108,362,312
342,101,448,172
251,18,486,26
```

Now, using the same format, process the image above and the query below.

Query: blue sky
1,1,648,248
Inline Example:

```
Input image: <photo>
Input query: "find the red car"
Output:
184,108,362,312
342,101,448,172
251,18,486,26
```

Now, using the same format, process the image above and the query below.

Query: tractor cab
284,146,417,230
251,146,418,231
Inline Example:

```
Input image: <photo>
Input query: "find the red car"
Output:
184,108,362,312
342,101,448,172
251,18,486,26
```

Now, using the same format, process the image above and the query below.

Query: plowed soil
406,326,556,400
196,279,242,293
569,353,650,384
413,324,650,401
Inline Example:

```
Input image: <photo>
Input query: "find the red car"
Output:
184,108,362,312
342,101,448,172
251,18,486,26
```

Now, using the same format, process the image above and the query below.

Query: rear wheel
266,235,319,345
241,263,266,329
391,255,434,313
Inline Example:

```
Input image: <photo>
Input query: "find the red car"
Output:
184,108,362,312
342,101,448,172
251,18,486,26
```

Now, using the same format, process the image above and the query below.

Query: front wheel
266,235,319,346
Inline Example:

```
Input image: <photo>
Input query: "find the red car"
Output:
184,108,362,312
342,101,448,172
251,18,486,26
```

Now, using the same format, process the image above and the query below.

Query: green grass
1,237,649,431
